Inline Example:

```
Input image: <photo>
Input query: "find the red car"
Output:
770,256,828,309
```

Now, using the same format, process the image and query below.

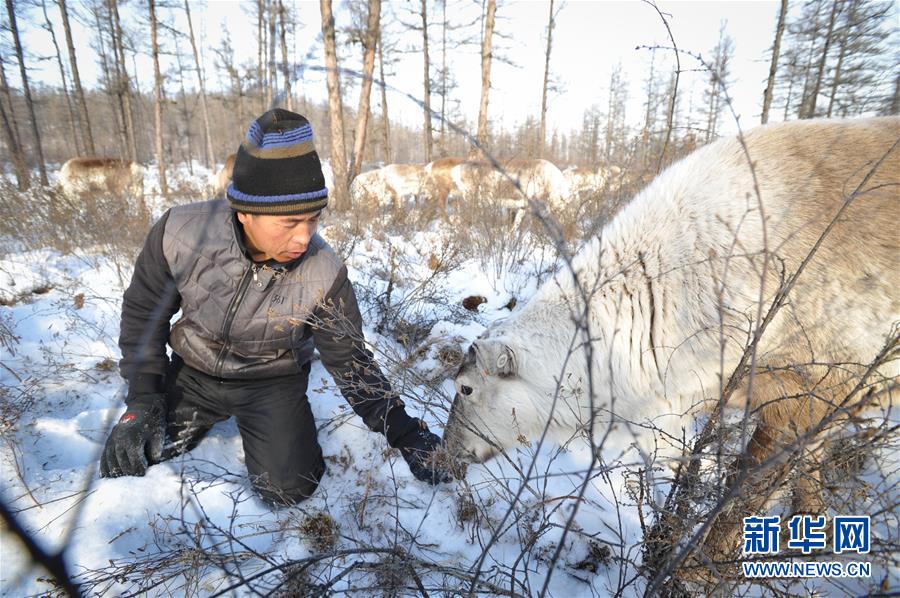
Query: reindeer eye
460,385,473,396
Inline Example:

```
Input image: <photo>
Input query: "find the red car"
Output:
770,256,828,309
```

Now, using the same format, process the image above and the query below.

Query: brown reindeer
57,157,145,200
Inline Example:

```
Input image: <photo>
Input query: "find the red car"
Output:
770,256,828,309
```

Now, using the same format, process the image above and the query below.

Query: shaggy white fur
446,116,899,464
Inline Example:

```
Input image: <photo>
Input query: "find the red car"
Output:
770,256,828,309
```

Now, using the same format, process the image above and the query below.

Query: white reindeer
444,117,898,557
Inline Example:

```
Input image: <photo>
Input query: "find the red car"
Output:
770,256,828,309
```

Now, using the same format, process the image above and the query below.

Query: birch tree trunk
278,0,293,110
320,0,349,209
761,0,788,124
184,0,215,169
40,0,81,155
419,0,433,162
59,0,95,154
149,0,168,196
474,0,496,158
349,0,380,180
538,0,556,158
6,0,48,185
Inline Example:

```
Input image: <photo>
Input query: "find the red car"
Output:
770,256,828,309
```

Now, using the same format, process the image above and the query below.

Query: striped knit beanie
227,109,328,215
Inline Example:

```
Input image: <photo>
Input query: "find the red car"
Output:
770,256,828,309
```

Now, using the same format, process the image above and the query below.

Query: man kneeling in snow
100,109,450,504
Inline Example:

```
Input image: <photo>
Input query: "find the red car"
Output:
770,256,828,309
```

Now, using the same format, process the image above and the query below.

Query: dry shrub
271,563,314,597
0,179,150,264
298,511,339,553
317,208,364,263
573,541,612,574
373,550,410,597
164,172,212,207
456,491,478,526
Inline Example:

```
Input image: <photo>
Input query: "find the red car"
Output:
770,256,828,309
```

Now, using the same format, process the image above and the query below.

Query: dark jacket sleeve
118,210,182,398
310,265,419,447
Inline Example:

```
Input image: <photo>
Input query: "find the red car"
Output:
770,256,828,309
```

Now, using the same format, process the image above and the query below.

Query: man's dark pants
160,355,326,505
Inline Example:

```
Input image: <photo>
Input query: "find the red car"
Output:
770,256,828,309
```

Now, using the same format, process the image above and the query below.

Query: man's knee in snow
252,463,326,506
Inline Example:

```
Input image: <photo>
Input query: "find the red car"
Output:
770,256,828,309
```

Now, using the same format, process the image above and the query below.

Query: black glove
395,422,453,485
100,394,166,478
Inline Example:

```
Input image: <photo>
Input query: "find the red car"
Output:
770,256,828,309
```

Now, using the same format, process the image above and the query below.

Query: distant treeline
1,0,897,197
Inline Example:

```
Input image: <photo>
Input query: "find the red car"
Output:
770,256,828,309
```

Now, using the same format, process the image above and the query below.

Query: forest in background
0,0,897,203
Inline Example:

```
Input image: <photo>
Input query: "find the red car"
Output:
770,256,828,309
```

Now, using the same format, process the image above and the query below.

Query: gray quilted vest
162,199,343,378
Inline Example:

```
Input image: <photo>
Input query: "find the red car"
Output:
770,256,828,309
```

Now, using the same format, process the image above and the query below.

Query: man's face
237,210,321,262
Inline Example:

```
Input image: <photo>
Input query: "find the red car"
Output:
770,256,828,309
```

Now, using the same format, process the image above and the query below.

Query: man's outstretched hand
100,394,166,478
396,422,453,485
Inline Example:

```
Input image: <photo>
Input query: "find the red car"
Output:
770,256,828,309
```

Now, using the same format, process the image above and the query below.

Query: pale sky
16,0,781,136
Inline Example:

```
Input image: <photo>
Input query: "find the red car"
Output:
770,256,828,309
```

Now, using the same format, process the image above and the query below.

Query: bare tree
108,0,137,162
794,0,823,117
0,55,22,152
438,0,448,154
149,0,168,196
761,0,789,124
884,72,899,115
701,23,733,142
87,0,124,155
0,56,29,189
474,0,496,158
825,0,895,117
419,0,433,161
777,0,895,119
802,0,842,118
172,34,195,173
256,0,265,111
537,0,558,158
640,48,658,146
320,0,349,209
377,22,391,163
184,0,215,169
277,0,292,110
58,0,94,154
6,0,48,185
349,0,381,180
39,0,81,155
268,0,277,107
213,30,246,130
603,63,628,166
825,0,853,118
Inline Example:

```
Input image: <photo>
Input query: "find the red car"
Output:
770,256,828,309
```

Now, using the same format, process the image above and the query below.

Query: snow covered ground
1,170,896,596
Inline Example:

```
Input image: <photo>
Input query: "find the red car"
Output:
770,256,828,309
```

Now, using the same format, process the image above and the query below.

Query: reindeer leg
697,421,791,569
699,371,830,567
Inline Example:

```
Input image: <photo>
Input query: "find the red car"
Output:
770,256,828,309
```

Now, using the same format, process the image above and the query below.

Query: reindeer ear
473,340,517,377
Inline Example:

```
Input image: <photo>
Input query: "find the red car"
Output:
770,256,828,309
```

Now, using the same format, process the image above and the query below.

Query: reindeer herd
348,157,621,214
55,151,621,218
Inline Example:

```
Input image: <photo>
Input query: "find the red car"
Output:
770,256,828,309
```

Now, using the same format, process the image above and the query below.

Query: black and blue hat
227,109,328,215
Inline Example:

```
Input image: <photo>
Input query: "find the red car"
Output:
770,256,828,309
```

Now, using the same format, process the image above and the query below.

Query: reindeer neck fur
513,138,776,430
